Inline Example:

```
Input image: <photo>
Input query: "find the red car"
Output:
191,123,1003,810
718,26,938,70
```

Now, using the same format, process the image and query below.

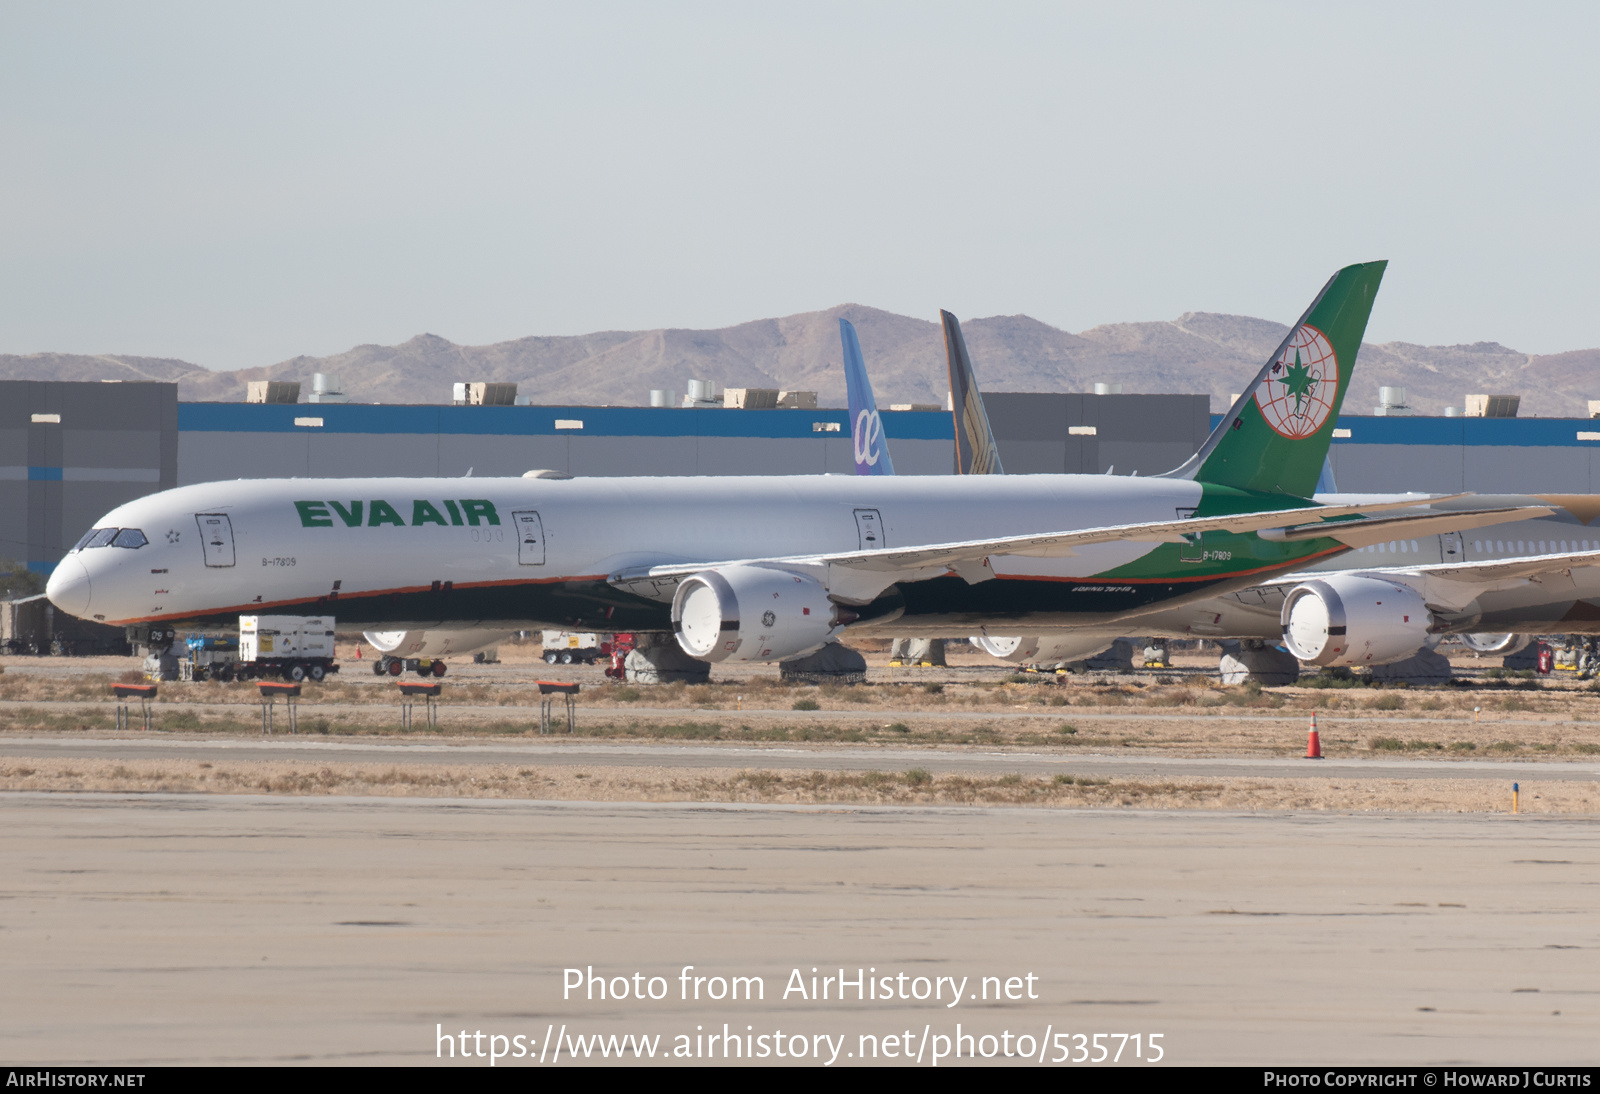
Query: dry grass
3,695,1600,756
0,757,1591,813
5,647,1600,759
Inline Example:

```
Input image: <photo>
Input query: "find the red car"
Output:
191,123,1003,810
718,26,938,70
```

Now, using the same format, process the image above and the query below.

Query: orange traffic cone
1305,712,1323,760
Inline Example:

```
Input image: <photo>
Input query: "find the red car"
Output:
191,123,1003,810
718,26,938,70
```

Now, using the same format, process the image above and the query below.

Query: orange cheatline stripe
109,547,1345,626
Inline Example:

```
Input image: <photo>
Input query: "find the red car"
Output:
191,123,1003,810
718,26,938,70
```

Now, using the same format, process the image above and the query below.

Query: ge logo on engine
762,610,777,627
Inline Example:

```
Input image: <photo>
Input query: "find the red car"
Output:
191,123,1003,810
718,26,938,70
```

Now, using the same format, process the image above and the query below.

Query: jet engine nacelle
362,627,508,659
971,635,1120,664
1280,576,1434,667
672,565,845,663
1460,633,1533,656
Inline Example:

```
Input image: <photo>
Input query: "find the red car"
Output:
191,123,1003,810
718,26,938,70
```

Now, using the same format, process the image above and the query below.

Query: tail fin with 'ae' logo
841,319,894,476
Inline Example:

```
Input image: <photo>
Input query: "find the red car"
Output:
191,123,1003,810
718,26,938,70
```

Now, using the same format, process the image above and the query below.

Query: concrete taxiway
2,791,1597,1065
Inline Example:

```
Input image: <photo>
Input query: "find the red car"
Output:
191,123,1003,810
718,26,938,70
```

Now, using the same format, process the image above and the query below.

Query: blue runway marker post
1512,782,1520,815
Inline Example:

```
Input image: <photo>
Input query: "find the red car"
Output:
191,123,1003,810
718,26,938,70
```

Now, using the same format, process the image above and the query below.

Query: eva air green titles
294,500,502,528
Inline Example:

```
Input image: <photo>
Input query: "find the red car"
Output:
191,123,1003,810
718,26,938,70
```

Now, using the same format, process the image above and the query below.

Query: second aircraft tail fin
840,319,894,476
942,311,1004,475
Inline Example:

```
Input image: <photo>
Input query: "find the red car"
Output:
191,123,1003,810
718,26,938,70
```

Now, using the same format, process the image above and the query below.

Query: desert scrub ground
3,655,1600,758
0,756,1589,813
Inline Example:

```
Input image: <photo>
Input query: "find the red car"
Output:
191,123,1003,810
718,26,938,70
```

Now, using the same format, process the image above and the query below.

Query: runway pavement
2,792,1597,1066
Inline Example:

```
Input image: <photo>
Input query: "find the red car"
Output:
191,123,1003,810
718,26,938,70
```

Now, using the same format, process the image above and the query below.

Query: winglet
841,319,894,476
942,311,1004,475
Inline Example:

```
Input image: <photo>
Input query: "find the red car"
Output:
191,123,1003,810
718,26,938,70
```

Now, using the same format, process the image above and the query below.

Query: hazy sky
1,2,1596,369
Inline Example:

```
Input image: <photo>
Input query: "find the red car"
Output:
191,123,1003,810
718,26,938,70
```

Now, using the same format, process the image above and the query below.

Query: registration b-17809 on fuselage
43,262,1543,666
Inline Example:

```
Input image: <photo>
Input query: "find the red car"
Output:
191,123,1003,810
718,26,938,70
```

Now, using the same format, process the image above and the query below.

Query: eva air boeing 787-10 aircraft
44,261,1542,667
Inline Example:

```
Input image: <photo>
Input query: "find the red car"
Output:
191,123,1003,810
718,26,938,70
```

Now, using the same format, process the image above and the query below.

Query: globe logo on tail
1254,324,1339,439
854,409,885,468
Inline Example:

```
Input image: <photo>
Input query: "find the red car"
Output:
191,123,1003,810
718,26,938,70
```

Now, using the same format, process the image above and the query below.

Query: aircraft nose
46,556,92,619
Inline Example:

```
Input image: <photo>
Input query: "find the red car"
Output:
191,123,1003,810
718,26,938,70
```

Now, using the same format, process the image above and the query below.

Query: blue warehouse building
7,378,1596,574
174,402,957,482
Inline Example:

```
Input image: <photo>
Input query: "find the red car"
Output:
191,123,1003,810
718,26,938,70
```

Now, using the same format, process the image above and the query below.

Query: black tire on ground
387,659,403,676
373,660,387,675
561,651,575,664
309,664,326,682
432,661,447,678
544,651,559,664
287,663,307,682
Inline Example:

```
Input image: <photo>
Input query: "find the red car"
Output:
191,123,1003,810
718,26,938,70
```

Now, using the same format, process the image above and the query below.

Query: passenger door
512,511,546,565
196,514,235,568
853,508,885,551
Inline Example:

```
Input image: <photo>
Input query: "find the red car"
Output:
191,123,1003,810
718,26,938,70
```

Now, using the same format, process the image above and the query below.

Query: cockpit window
78,528,118,550
111,528,148,549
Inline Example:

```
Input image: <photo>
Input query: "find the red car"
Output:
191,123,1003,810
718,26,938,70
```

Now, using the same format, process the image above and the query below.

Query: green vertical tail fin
1162,260,1386,497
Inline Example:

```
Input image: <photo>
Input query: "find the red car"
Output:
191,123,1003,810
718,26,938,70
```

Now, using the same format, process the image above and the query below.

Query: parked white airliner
43,262,1542,667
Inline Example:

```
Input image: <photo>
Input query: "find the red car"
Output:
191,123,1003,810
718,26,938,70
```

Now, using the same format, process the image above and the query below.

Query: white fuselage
48,473,1211,631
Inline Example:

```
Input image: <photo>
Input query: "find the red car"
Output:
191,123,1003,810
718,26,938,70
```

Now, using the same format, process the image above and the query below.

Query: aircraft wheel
432,661,447,678
387,659,404,677
373,659,387,675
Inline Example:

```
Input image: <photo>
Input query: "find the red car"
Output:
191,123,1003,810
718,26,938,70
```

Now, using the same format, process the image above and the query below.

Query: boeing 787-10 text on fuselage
43,262,1543,666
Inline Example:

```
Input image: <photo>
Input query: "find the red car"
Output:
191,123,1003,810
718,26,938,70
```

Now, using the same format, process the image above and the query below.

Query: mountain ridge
0,306,1587,416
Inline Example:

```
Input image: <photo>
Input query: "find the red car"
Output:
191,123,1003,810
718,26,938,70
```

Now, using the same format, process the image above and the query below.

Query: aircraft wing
1269,548,1600,589
1410,550,1600,584
609,495,1545,599
1256,547,1600,614
1258,504,1551,548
